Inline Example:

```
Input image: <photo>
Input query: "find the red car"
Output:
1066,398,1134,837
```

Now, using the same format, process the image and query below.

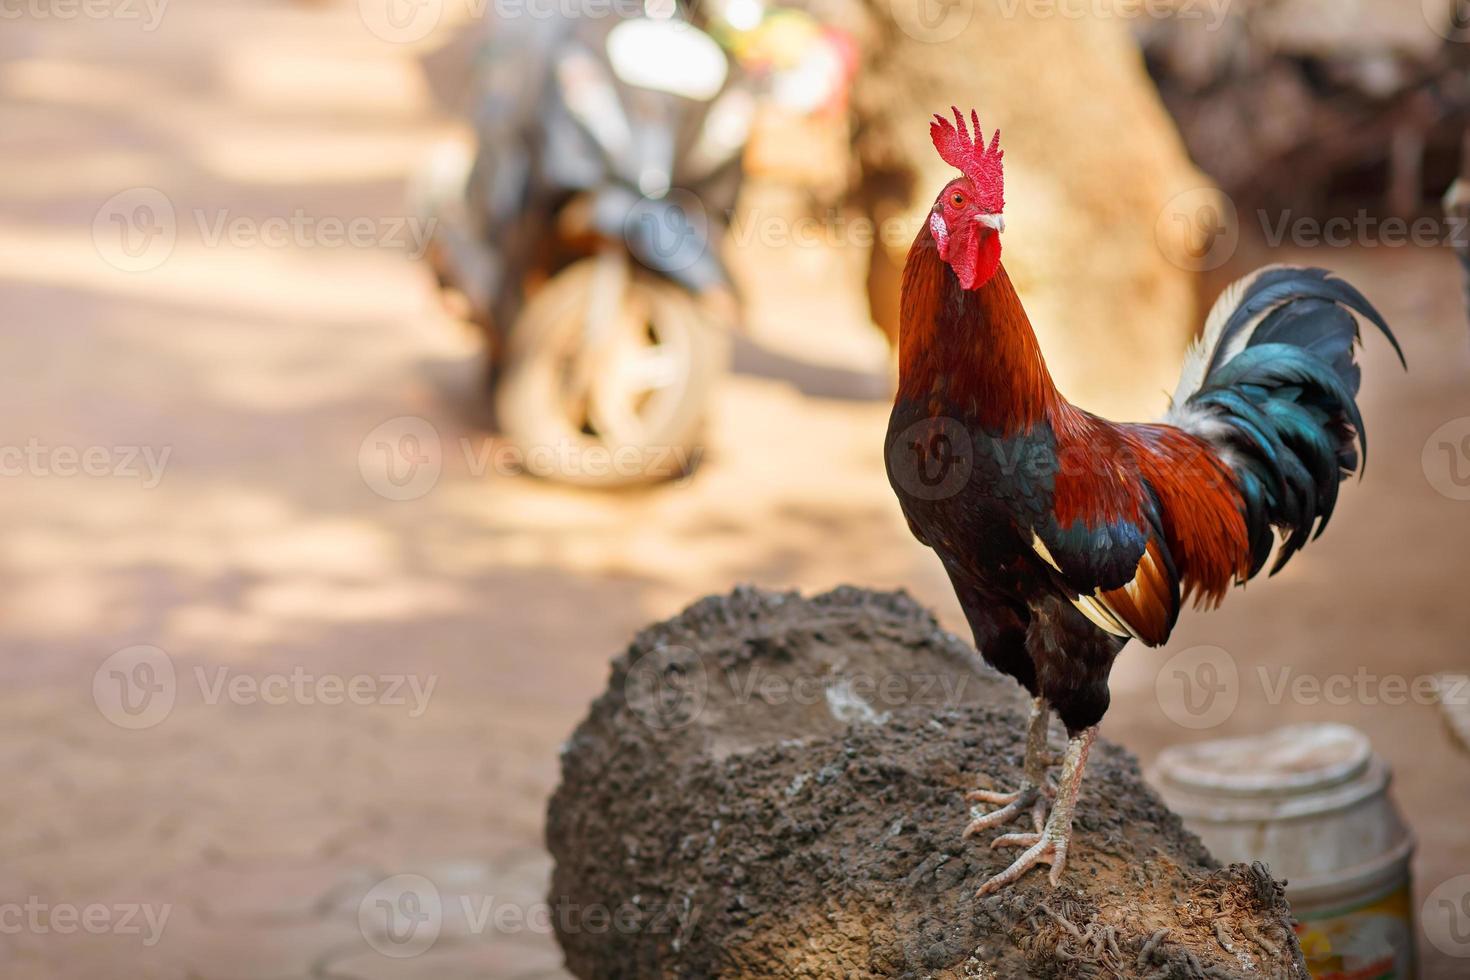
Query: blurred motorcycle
419,4,754,486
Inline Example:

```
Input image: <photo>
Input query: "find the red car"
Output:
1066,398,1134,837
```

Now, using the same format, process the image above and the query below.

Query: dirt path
1,3,1467,977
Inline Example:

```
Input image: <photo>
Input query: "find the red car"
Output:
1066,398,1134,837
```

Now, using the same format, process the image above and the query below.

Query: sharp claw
991,831,1041,849
1029,796,1048,834
971,726,1094,897
963,776,1054,840
965,788,1022,805
974,834,1069,896
963,797,1029,837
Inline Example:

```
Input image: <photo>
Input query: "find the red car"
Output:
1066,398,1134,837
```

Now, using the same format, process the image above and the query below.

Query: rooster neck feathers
897,230,1057,433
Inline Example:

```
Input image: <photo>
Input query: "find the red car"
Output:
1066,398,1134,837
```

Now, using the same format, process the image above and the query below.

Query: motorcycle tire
494,256,729,488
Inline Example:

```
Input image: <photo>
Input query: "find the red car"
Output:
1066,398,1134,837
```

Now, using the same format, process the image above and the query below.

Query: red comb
930,106,1003,209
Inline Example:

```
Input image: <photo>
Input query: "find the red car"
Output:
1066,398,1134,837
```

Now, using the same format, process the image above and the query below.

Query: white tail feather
1168,265,1297,415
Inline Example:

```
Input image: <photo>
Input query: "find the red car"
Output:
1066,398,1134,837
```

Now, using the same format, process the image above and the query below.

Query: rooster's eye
950,193,965,207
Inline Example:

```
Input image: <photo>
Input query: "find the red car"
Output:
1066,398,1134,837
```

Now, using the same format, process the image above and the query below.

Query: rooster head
928,107,1004,290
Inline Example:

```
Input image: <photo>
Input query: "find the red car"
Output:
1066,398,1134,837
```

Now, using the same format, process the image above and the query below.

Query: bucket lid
1154,723,1373,799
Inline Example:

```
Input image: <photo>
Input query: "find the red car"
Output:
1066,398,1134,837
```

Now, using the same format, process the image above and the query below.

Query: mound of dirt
547,586,1307,978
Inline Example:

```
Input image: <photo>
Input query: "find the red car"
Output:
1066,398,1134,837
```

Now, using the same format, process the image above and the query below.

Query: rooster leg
976,725,1096,895
962,697,1055,837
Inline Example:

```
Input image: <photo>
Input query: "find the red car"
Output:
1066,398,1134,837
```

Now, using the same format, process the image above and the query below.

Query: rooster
886,108,1404,895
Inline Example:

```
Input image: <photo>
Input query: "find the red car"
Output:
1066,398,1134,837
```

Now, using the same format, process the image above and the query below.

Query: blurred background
2,0,1469,976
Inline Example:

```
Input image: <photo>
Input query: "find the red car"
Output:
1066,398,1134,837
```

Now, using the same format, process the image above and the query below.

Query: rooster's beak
976,213,1005,233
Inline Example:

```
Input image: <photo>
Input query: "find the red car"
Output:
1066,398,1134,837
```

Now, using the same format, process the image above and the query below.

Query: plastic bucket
1150,723,1416,979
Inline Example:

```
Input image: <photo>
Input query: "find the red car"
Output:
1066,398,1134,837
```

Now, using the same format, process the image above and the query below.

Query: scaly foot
972,725,1097,896
961,697,1057,837
961,781,1049,837
977,821,1070,894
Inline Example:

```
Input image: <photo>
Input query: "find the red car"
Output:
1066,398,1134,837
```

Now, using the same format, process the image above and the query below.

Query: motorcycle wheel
495,255,729,487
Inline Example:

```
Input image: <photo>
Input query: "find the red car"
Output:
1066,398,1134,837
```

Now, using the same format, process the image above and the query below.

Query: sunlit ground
1,1,1468,977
